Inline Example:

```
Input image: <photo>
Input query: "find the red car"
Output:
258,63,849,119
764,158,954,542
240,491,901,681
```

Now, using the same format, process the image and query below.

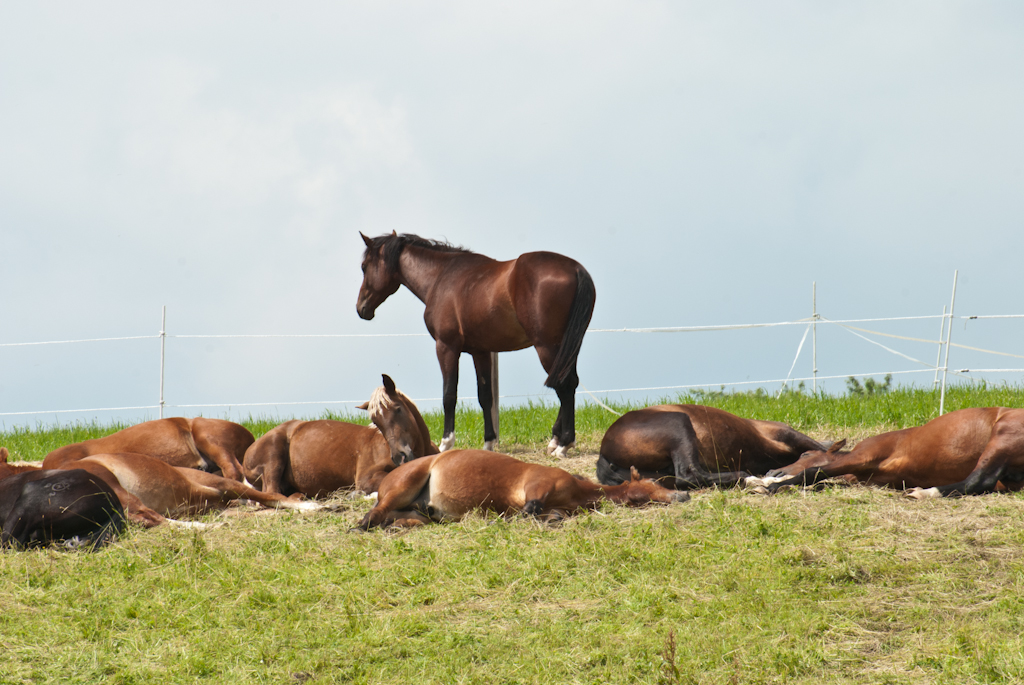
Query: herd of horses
3,233,1023,548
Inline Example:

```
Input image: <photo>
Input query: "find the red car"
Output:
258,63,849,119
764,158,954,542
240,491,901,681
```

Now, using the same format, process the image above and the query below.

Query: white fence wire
3,274,1023,420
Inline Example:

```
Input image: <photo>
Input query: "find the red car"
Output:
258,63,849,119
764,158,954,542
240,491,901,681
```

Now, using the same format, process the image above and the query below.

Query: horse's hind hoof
669,491,691,503
549,440,575,458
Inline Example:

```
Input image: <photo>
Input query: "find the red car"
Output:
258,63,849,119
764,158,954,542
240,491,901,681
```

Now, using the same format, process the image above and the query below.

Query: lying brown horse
53,452,322,528
243,375,438,497
356,450,689,530
1,448,125,549
762,407,1024,497
356,232,596,457
43,417,253,482
597,404,828,490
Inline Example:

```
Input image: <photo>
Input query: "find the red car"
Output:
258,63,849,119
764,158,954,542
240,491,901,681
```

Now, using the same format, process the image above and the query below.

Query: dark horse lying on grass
43,417,254,482
356,450,689,530
596,404,828,490
356,232,595,457
760,407,1024,498
0,448,125,550
243,375,438,497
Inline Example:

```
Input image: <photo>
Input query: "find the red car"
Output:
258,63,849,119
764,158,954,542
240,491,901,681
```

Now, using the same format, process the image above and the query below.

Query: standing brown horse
42,417,253,482
356,232,596,457
597,404,828,490
356,450,688,530
242,375,438,497
762,407,1024,497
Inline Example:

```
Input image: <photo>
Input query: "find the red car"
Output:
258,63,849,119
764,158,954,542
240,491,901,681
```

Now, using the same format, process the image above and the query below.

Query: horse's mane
367,233,472,273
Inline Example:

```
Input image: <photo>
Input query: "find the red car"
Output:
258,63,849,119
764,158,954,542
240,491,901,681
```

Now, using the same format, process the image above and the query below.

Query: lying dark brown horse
356,232,596,457
43,417,253,482
597,404,828,490
53,452,322,528
243,374,438,497
356,450,689,530
762,407,1024,497
1,448,125,549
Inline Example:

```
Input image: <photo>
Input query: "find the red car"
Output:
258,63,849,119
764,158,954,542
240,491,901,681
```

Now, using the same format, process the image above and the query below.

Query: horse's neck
397,246,463,302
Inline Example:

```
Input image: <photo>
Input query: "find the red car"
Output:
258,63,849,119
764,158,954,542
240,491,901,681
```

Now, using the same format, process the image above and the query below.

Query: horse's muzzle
356,304,375,320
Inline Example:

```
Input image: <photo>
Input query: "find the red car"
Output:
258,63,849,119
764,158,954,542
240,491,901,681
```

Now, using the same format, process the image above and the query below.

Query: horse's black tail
544,265,596,389
595,454,630,486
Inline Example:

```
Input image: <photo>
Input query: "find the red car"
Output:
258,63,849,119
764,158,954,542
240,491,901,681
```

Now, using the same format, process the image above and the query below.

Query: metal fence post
939,272,958,415
159,305,166,419
490,351,500,442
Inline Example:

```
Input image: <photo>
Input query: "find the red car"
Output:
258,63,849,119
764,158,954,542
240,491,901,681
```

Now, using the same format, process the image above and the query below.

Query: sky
2,1,1023,432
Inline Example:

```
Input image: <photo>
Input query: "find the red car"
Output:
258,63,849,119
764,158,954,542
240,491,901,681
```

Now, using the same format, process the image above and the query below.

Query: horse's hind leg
472,352,498,450
549,364,579,457
668,414,750,489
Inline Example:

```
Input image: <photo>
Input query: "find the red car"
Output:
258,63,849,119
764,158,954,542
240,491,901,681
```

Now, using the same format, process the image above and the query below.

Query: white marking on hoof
483,440,497,452
287,500,323,512
744,475,788,489
906,487,942,500
546,437,559,455
364,491,379,503
439,434,455,452
552,441,575,458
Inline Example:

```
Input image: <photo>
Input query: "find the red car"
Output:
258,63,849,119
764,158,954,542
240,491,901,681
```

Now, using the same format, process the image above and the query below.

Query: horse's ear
390,230,397,237
360,232,373,247
630,466,640,482
0,447,8,463
382,374,397,395
356,402,369,411
829,439,847,453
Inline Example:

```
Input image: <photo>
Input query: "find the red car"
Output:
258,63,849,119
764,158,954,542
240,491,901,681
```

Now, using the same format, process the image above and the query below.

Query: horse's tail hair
595,454,630,486
544,264,596,389
86,511,126,552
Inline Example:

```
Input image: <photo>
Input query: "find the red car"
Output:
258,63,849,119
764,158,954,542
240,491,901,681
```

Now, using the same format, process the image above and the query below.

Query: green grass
3,383,1024,684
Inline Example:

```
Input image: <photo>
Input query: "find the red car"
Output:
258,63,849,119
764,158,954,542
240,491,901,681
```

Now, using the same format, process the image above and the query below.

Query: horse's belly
427,471,520,520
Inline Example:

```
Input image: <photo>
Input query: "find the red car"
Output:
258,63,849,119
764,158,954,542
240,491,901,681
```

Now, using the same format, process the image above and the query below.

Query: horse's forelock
366,385,395,419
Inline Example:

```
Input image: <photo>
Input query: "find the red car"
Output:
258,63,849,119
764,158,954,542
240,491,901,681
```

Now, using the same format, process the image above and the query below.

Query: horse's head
356,232,402,320
623,467,690,504
358,374,434,466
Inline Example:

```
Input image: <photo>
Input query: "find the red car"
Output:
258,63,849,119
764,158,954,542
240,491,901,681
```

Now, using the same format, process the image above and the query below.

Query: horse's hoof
546,437,559,455
483,440,497,452
906,487,941,500
550,441,575,458
669,491,691,503
439,434,456,452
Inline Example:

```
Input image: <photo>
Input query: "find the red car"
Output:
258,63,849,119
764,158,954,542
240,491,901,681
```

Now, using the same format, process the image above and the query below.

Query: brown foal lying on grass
243,374,437,498
597,404,828,490
356,450,689,530
43,417,253,482
758,407,1024,498
54,452,323,528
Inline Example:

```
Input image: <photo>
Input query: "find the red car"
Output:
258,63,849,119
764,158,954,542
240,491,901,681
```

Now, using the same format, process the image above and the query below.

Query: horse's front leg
436,341,460,452
472,352,497,450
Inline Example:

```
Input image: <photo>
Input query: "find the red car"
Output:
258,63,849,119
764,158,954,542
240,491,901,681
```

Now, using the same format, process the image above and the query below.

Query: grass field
2,384,1024,684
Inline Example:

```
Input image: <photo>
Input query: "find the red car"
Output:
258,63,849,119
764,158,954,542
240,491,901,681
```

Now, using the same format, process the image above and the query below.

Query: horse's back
287,420,386,495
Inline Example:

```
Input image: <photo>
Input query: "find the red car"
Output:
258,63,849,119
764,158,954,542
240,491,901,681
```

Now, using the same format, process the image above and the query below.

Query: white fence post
490,351,500,442
933,305,946,387
159,305,166,419
812,281,818,393
939,272,959,415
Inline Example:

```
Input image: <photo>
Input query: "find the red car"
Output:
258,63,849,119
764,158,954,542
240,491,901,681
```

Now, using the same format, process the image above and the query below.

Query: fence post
939,272,958,415
490,351,500,443
933,305,946,387
159,305,166,419
812,281,818,393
